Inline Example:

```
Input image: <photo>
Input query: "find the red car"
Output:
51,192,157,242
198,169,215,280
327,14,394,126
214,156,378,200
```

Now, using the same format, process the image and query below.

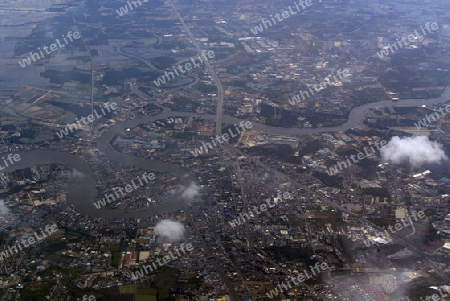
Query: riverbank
2,85,449,218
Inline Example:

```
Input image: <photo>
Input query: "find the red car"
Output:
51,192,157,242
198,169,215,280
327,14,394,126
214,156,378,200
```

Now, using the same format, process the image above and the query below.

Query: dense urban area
1,0,450,300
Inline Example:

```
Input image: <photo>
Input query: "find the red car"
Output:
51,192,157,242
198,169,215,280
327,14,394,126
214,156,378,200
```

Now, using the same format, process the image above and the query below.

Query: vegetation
163,96,200,112
192,82,217,93
151,56,178,70
101,68,160,86
40,69,91,85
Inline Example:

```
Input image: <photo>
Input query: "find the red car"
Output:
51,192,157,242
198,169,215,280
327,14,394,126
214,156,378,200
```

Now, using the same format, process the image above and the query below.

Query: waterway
2,86,450,218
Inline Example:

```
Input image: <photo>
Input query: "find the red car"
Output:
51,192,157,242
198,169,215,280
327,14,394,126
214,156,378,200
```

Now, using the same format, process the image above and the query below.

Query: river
2,86,450,218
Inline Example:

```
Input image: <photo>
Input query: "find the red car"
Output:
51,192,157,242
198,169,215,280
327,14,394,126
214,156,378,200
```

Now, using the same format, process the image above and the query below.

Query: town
0,0,449,300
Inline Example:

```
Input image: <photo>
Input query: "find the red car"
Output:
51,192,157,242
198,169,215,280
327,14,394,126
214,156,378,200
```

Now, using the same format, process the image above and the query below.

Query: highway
167,0,224,137
167,2,244,299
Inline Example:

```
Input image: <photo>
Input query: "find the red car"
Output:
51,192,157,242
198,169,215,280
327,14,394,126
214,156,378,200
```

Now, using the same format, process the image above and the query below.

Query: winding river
2,87,450,218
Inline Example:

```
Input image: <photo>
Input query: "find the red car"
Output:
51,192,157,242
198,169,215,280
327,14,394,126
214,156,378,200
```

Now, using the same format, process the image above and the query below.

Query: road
72,19,95,135
167,0,224,136
166,2,244,299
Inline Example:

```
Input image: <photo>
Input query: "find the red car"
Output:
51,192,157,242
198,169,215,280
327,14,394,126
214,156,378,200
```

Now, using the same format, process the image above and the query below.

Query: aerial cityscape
1,0,450,300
